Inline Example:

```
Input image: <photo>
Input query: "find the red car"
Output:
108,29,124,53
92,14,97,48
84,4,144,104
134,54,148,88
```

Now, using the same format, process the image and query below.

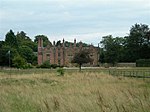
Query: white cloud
0,0,150,44
45,30,128,46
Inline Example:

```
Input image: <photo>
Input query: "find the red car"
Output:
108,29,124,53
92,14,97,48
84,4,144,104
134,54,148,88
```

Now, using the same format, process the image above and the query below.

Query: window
58,59,61,65
68,52,73,57
53,48,56,53
58,52,61,57
46,54,50,60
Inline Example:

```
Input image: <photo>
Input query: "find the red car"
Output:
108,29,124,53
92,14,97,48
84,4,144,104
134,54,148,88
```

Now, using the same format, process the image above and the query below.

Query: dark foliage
136,59,150,67
100,23,150,65
71,49,93,71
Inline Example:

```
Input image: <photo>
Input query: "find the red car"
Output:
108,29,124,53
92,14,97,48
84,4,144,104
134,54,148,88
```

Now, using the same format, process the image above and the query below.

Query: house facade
38,38,99,66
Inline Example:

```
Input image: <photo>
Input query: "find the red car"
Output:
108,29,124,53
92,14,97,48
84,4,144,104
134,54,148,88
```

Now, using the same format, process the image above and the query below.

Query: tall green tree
12,55,27,68
1,30,38,67
0,41,4,48
18,46,36,64
16,31,37,52
16,31,31,44
100,35,125,66
71,50,93,71
0,46,18,66
34,35,52,47
99,48,105,65
5,30,18,48
125,23,150,61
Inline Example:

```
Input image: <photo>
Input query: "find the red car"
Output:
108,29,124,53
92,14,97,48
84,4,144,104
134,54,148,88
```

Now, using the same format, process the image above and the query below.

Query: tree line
0,31,52,68
0,30,90,68
0,23,149,68
100,23,150,66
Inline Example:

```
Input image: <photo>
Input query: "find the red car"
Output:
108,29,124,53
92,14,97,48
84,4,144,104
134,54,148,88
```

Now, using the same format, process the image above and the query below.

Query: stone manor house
38,37,99,66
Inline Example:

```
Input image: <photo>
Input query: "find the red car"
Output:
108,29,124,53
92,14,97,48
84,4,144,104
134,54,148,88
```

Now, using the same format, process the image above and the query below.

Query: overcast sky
0,0,150,45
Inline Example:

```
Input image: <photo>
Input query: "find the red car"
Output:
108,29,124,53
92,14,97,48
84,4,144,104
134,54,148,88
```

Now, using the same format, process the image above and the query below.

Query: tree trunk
79,63,82,72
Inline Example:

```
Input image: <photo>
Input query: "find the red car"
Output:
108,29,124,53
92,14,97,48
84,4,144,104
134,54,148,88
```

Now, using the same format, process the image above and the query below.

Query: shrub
51,64,58,69
57,68,64,76
22,63,33,69
37,61,51,68
12,55,27,69
36,62,63,69
136,59,150,67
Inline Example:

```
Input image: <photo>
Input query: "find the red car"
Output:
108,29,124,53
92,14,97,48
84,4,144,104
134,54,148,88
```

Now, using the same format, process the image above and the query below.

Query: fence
109,69,150,78
99,63,136,67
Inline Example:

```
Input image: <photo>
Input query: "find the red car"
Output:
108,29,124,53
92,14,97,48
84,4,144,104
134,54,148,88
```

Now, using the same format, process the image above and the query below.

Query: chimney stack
53,41,55,46
74,38,76,47
63,38,65,47
38,37,43,48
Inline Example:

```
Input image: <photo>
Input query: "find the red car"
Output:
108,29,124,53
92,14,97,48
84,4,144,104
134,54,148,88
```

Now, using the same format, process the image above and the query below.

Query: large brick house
38,38,99,66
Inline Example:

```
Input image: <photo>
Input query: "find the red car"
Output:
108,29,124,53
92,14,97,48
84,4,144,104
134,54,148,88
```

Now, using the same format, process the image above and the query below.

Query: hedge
136,59,150,67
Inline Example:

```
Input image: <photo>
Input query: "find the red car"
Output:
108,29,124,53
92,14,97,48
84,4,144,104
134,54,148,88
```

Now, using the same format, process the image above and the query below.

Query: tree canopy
34,35,52,47
71,49,93,71
0,23,149,68
100,23,150,65
5,30,18,48
100,35,125,66
0,30,37,67
125,23,150,61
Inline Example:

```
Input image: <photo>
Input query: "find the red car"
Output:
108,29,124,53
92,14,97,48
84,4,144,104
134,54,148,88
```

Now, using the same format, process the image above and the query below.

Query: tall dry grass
0,71,150,112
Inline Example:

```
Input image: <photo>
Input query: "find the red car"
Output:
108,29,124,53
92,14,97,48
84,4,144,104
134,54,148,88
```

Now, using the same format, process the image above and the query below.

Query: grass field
0,68,150,112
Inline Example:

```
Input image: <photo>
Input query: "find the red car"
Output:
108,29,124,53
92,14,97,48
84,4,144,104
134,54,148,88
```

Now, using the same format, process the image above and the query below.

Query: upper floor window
46,54,50,60
58,52,61,57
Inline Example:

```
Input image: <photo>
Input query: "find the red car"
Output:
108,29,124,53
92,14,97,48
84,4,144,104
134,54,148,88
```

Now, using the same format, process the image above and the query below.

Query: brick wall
38,38,99,66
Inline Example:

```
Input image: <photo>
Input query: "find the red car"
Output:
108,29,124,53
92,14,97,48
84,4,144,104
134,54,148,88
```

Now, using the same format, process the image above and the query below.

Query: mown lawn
0,69,150,112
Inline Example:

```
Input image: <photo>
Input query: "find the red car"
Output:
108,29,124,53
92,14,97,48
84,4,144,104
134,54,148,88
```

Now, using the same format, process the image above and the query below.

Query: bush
136,59,150,67
37,61,51,68
57,68,64,76
12,55,33,69
22,63,33,69
12,55,27,69
51,64,58,69
36,62,63,69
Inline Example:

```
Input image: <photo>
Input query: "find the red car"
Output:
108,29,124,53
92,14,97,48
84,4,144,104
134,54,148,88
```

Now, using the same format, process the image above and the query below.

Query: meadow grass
0,69,150,112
